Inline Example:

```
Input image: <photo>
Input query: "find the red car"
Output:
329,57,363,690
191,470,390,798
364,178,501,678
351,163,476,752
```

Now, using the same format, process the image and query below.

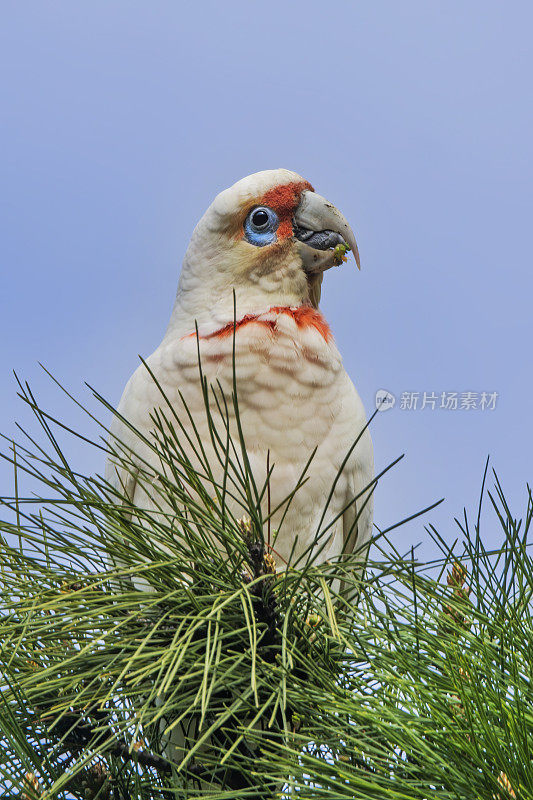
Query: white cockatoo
106,169,373,573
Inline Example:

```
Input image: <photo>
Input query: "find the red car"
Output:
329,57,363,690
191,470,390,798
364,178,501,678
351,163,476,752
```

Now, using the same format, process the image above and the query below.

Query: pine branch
1,374,531,798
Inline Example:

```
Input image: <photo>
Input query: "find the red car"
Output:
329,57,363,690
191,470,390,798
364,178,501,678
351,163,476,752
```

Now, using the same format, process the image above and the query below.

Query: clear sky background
1,1,531,560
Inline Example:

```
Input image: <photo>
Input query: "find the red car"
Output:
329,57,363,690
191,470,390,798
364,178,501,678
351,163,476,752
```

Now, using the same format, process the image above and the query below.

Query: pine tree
0,373,531,798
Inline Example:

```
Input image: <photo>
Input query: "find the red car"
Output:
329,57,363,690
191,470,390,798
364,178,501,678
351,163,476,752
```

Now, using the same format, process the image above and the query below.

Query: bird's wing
104,344,187,511
342,460,374,560
105,420,138,508
339,439,373,605
341,380,375,564
104,364,152,509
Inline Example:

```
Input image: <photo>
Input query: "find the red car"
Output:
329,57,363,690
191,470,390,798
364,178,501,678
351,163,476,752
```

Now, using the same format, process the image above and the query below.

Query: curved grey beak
293,190,361,272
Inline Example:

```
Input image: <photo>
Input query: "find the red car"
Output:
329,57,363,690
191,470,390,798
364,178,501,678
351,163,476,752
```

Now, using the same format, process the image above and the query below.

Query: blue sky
1,1,531,559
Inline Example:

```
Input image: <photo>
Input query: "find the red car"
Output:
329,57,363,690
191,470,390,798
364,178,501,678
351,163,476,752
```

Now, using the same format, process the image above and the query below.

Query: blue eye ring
244,206,279,247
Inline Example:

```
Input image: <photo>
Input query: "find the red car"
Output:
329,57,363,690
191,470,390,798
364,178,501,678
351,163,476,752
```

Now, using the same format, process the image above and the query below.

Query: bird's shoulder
113,342,187,421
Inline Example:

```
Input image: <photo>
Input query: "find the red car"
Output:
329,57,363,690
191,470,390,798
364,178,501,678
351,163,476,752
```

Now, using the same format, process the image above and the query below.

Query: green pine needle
0,370,531,799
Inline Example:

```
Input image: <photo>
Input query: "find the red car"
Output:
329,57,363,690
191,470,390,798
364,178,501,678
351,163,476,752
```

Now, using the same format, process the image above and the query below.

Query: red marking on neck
258,180,313,240
189,306,332,343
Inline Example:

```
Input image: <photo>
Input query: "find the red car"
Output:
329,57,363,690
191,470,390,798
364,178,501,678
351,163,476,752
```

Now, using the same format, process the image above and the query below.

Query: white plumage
106,169,374,572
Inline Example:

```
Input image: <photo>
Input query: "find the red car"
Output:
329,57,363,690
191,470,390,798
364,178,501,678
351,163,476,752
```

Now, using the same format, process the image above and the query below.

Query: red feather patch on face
258,180,314,240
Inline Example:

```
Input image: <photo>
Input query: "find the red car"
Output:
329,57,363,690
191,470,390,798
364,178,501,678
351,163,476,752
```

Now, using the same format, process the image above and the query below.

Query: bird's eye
244,206,279,247
251,209,270,230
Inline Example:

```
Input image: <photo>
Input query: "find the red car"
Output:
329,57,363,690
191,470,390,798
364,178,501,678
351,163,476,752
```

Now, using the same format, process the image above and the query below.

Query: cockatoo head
171,169,360,330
